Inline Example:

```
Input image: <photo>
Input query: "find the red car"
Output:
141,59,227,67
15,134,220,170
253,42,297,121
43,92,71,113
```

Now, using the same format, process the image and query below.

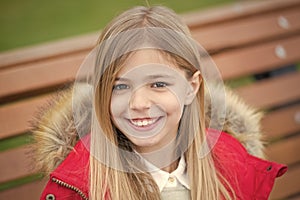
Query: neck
162,158,180,173
139,146,180,173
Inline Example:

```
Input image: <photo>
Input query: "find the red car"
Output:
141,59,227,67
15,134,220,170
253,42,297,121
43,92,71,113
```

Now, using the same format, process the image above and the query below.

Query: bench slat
193,6,300,52
262,104,300,139
0,94,51,139
0,145,33,183
0,52,85,102
0,33,97,70
215,35,300,80
0,179,46,200
270,165,300,199
265,134,300,165
236,71,300,109
183,0,300,28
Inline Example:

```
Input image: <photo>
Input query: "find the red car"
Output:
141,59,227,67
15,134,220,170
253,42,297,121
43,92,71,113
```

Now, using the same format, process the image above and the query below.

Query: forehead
117,49,185,77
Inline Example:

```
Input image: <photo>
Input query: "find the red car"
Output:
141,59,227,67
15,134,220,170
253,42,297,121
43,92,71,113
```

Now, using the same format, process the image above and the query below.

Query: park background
1,0,300,199
0,0,236,52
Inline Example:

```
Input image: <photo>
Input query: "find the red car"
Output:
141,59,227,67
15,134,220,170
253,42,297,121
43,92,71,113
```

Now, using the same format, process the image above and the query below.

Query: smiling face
110,50,198,153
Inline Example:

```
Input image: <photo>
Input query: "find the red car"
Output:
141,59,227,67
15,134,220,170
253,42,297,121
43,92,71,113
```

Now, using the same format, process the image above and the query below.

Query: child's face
110,50,197,153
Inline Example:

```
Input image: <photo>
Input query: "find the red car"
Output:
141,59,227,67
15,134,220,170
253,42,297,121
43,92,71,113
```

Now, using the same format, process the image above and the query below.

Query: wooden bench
1,0,300,199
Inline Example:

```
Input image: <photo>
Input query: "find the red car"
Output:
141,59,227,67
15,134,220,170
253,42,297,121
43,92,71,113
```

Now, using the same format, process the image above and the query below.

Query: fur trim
204,86,264,158
31,84,91,175
31,84,264,175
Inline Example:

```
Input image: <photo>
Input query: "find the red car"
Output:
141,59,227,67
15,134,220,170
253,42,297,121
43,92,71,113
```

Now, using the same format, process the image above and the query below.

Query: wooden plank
215,35,300,80
0,145,34,183
262,104,300,139
0,52,85,101
236,71,300,109
0,32,97,70
270,166,300,199
265,134,300,165
183,0,300,28
0,94,50,139
192,6,300,52
0,179,46,200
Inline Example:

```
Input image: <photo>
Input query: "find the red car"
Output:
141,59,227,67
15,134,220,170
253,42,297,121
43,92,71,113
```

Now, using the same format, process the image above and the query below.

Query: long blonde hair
90,6,235,200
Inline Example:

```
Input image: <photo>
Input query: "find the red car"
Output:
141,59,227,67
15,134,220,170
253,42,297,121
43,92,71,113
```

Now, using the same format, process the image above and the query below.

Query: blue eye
151,82,168,88
113,84,130,90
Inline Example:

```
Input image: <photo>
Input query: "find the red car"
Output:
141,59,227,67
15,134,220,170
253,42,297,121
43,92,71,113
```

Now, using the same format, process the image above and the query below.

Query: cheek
166,83,190,108
157,93,184,117
110,94,130,117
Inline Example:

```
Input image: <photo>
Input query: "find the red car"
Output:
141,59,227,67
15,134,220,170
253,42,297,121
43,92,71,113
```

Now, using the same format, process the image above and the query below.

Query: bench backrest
1,0,300,199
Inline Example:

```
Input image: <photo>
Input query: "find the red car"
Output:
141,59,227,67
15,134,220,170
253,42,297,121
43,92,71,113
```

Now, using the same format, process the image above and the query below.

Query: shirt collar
141,155,190,192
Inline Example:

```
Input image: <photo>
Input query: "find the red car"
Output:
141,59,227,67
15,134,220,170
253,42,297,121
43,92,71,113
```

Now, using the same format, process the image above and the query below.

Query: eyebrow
115,74,175,82
146,74,175,79
115,77,129,82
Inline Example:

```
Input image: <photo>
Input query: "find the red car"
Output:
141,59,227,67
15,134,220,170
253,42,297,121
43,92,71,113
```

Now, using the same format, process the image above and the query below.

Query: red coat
40,132,287,200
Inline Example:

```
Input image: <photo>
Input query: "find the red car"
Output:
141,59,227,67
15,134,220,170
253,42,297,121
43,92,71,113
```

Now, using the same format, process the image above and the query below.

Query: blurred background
1,0,300,199
0,0,235,52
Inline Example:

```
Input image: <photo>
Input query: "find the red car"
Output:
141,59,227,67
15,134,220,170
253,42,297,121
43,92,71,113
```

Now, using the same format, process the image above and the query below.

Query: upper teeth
131,119,156,127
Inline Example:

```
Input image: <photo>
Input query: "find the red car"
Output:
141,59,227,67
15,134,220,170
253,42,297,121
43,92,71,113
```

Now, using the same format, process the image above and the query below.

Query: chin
129,136,163,152
131,137,159,147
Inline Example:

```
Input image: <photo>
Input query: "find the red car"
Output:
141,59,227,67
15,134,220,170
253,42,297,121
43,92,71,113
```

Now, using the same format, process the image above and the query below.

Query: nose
129,87,151,111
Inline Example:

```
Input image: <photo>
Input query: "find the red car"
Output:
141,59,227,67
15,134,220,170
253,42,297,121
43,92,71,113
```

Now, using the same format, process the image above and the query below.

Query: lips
126,117,163,132
129,117,160,127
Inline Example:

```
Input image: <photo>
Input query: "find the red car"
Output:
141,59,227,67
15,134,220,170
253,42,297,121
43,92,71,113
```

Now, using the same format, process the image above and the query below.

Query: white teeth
142,120,148,126
131,119,157,127
138,121,143,126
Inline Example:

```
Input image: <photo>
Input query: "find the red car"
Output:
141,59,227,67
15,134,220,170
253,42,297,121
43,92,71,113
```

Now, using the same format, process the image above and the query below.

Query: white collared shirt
144,156,190,192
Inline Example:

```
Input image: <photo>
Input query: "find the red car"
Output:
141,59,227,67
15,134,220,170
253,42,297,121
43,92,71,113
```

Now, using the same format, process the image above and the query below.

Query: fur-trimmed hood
31,84,264,176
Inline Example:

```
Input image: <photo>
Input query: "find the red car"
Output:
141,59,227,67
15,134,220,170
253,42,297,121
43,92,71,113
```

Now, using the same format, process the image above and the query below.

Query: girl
33,6,287,200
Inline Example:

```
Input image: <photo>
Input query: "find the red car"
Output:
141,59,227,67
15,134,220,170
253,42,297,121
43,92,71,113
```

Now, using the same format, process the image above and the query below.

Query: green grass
225,76,255,89
0,133,32,152
0,174,43,192
0,0,236,52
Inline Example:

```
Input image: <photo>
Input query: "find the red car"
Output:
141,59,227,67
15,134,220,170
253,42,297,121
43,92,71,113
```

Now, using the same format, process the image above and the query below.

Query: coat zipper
51,177,89,200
